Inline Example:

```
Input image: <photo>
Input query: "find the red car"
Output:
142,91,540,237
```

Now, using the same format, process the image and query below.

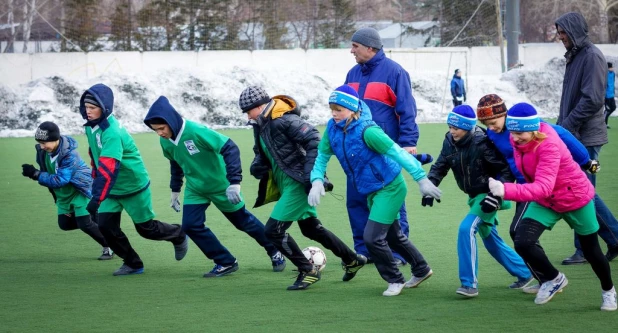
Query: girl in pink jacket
488,103,616,311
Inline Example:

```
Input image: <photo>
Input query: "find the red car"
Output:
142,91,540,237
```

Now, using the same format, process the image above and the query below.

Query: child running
21,121,112,260
240,86,366,291
488,103,616,311
144,96,285,277
309,85,441,297
424,105,530,297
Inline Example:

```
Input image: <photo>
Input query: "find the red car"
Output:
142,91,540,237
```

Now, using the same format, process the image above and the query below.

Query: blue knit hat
447,105,477,131
506,103,540,132
329,85,360,112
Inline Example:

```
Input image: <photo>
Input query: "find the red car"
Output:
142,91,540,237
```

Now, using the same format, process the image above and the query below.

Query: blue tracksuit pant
458,214,530,288
182,204,278,266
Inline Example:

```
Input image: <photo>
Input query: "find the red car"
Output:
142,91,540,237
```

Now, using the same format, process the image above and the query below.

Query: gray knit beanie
239,86,271,113
351,27,383,50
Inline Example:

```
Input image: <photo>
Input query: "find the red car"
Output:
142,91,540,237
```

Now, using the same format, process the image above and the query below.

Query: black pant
97,212,186,269
364,220,430,283
453,99,463,107
605,98,616,124
58,214,108,247
514,218,613,290
264,217,356,272
509,202,548,282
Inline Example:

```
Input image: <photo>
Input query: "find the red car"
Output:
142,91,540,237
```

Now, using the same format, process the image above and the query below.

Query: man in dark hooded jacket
555,12,618,265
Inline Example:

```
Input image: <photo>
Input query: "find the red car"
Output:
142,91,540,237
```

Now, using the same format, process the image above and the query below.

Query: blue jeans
573,146,618,253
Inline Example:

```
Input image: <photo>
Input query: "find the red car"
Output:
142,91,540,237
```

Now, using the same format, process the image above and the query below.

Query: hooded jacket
555,12,608,147
80,83,150,204
428,126,514,198
450,74,466,100
504,122,595,213
143,96,242,194
35,135,92,200
250,95,319,207
345,49,420,148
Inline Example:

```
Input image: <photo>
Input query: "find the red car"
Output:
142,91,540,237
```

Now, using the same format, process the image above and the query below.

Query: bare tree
4,0,17,53
22,0,37,53
595,0,618,43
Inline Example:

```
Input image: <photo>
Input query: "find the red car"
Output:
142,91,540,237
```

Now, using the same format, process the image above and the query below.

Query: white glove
226,184,242,204
488,177,505,197
170,192,181,212
308,180,325,207
418,178,442,199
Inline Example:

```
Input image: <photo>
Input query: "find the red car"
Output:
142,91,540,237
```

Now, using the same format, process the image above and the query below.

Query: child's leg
364,220,405,283
481,225,531,280
181,203,236,265
298,217,357,264
264,218,313,272
98,212,143,269
74,214,108,247
510,202,547,282
579,232,614,291
222,206,279,257
458,214,480,288
385,220,430,277
514,218,558,282
57,213,78,231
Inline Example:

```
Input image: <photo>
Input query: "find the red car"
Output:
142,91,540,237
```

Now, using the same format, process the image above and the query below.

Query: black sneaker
342,254,367,282
561,251,588,265
203,261,239,278
607,246,618,262
287,269,321,290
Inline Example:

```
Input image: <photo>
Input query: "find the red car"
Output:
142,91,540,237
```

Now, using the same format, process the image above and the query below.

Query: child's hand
21,164,40,180
421,196,441,207
488,178,505,197
308,181,325,207
481,193,502,213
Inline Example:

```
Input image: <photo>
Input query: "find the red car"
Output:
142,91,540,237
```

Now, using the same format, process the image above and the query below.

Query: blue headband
329,90,360,112
447,112,476,131
506,115,540,132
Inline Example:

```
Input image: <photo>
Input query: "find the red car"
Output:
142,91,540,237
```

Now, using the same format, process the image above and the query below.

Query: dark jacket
555,12,608,147
428,126,514,198
35,135,93,201
450,75,466,100
250,95,319,207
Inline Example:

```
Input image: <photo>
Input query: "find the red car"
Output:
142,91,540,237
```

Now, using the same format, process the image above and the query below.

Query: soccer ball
302,246,327,271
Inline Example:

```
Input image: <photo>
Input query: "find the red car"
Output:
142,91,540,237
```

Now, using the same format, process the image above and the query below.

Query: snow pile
3,55,614,138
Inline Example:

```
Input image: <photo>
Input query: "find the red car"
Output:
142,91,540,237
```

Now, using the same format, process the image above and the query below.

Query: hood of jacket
259,95,299,122
143,96,184,140
79,83,115,128
555,12,590,52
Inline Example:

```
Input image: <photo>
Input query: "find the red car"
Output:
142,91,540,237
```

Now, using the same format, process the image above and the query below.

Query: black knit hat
35,121,60,142
609,62,614,69
83,93,101,108
239,86,270,113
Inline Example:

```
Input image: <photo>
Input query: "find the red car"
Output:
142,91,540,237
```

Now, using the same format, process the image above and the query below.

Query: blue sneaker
271,252,286,272
204,261,239,278
113,264,144,276
174,235,189,261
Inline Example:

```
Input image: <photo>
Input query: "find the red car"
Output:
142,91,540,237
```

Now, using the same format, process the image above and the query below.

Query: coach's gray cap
351,27,383,50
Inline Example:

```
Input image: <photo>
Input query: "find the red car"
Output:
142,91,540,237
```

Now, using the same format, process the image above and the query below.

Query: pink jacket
503,122,594,213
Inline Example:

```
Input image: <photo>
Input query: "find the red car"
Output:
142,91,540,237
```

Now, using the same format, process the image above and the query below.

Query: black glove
481,193,502,213
421,196,441,207
22,164,40,180
583,159,600,174
86,199,100,217
250,162,270,180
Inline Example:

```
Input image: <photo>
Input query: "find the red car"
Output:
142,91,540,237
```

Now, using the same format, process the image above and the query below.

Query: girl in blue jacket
309,85,442,297
21,121,112,260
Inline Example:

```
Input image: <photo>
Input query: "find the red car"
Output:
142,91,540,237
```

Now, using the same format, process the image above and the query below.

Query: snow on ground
1,55,616,138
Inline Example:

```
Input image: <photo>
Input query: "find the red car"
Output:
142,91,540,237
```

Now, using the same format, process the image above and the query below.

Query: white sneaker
383,283,405,296
535,272,568,305
405,269,433,288
601,287,617,311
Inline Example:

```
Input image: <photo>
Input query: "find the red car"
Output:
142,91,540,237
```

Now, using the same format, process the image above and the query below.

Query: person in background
605,62,616,128
555,12,612,265
451,69,466,107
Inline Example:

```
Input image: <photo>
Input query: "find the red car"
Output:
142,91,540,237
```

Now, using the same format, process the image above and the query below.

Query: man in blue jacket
451,69,466,107
606,62,616,128
344,27,419,265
